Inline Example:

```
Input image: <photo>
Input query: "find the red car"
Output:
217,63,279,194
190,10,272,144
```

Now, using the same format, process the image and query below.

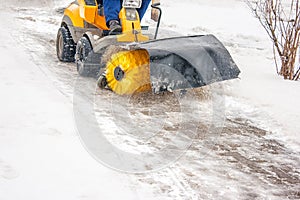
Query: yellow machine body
62,0,149,42
57,1,240,95
117,8,149,42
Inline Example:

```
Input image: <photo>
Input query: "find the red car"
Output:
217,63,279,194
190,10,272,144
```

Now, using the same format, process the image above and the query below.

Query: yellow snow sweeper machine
56,0,240,95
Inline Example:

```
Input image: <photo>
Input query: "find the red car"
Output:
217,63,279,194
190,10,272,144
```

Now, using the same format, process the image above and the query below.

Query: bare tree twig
245,0,300,80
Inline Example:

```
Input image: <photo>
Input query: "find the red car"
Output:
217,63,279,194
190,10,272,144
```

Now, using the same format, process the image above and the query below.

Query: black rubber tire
76,37,93,77
97,74,108,89
56,26,76,62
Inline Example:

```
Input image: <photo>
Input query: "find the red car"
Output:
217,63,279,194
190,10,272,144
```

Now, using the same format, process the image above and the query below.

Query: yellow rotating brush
105,49,151,95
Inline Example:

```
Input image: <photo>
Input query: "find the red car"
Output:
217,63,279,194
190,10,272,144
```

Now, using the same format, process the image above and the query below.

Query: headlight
123,0,142,8
125,8,137,21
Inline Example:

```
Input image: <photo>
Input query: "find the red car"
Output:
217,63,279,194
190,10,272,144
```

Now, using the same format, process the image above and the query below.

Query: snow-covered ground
0,8,158,200
0,0,299,199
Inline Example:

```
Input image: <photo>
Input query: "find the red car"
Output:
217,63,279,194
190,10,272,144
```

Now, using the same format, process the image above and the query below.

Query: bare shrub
246,0,300,80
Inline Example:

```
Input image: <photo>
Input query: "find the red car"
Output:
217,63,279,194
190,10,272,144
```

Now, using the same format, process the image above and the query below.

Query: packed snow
0,0,299,199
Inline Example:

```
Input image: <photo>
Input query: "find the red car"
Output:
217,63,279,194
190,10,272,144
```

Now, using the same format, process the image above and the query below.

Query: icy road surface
0,0,299,199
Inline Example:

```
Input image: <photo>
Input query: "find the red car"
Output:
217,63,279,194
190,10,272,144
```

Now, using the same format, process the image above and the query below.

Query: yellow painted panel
83,6,97,23
64,4,84,28
94,15,109,30
117,8,149,42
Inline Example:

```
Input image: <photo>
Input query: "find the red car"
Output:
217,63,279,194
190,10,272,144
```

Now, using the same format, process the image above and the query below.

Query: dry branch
245,0,300,80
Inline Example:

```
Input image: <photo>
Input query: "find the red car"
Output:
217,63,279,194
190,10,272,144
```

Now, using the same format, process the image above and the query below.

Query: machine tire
76,36,93,77
56,26,76,62
97,74,108,89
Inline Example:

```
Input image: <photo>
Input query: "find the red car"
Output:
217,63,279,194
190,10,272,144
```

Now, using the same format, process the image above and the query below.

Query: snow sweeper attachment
94,34,240,95
56,0,240,95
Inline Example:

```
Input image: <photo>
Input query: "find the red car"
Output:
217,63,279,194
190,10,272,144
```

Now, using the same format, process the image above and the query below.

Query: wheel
76,36,93,76
97,74,108,89
56,26,75,62
105,49,152,95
